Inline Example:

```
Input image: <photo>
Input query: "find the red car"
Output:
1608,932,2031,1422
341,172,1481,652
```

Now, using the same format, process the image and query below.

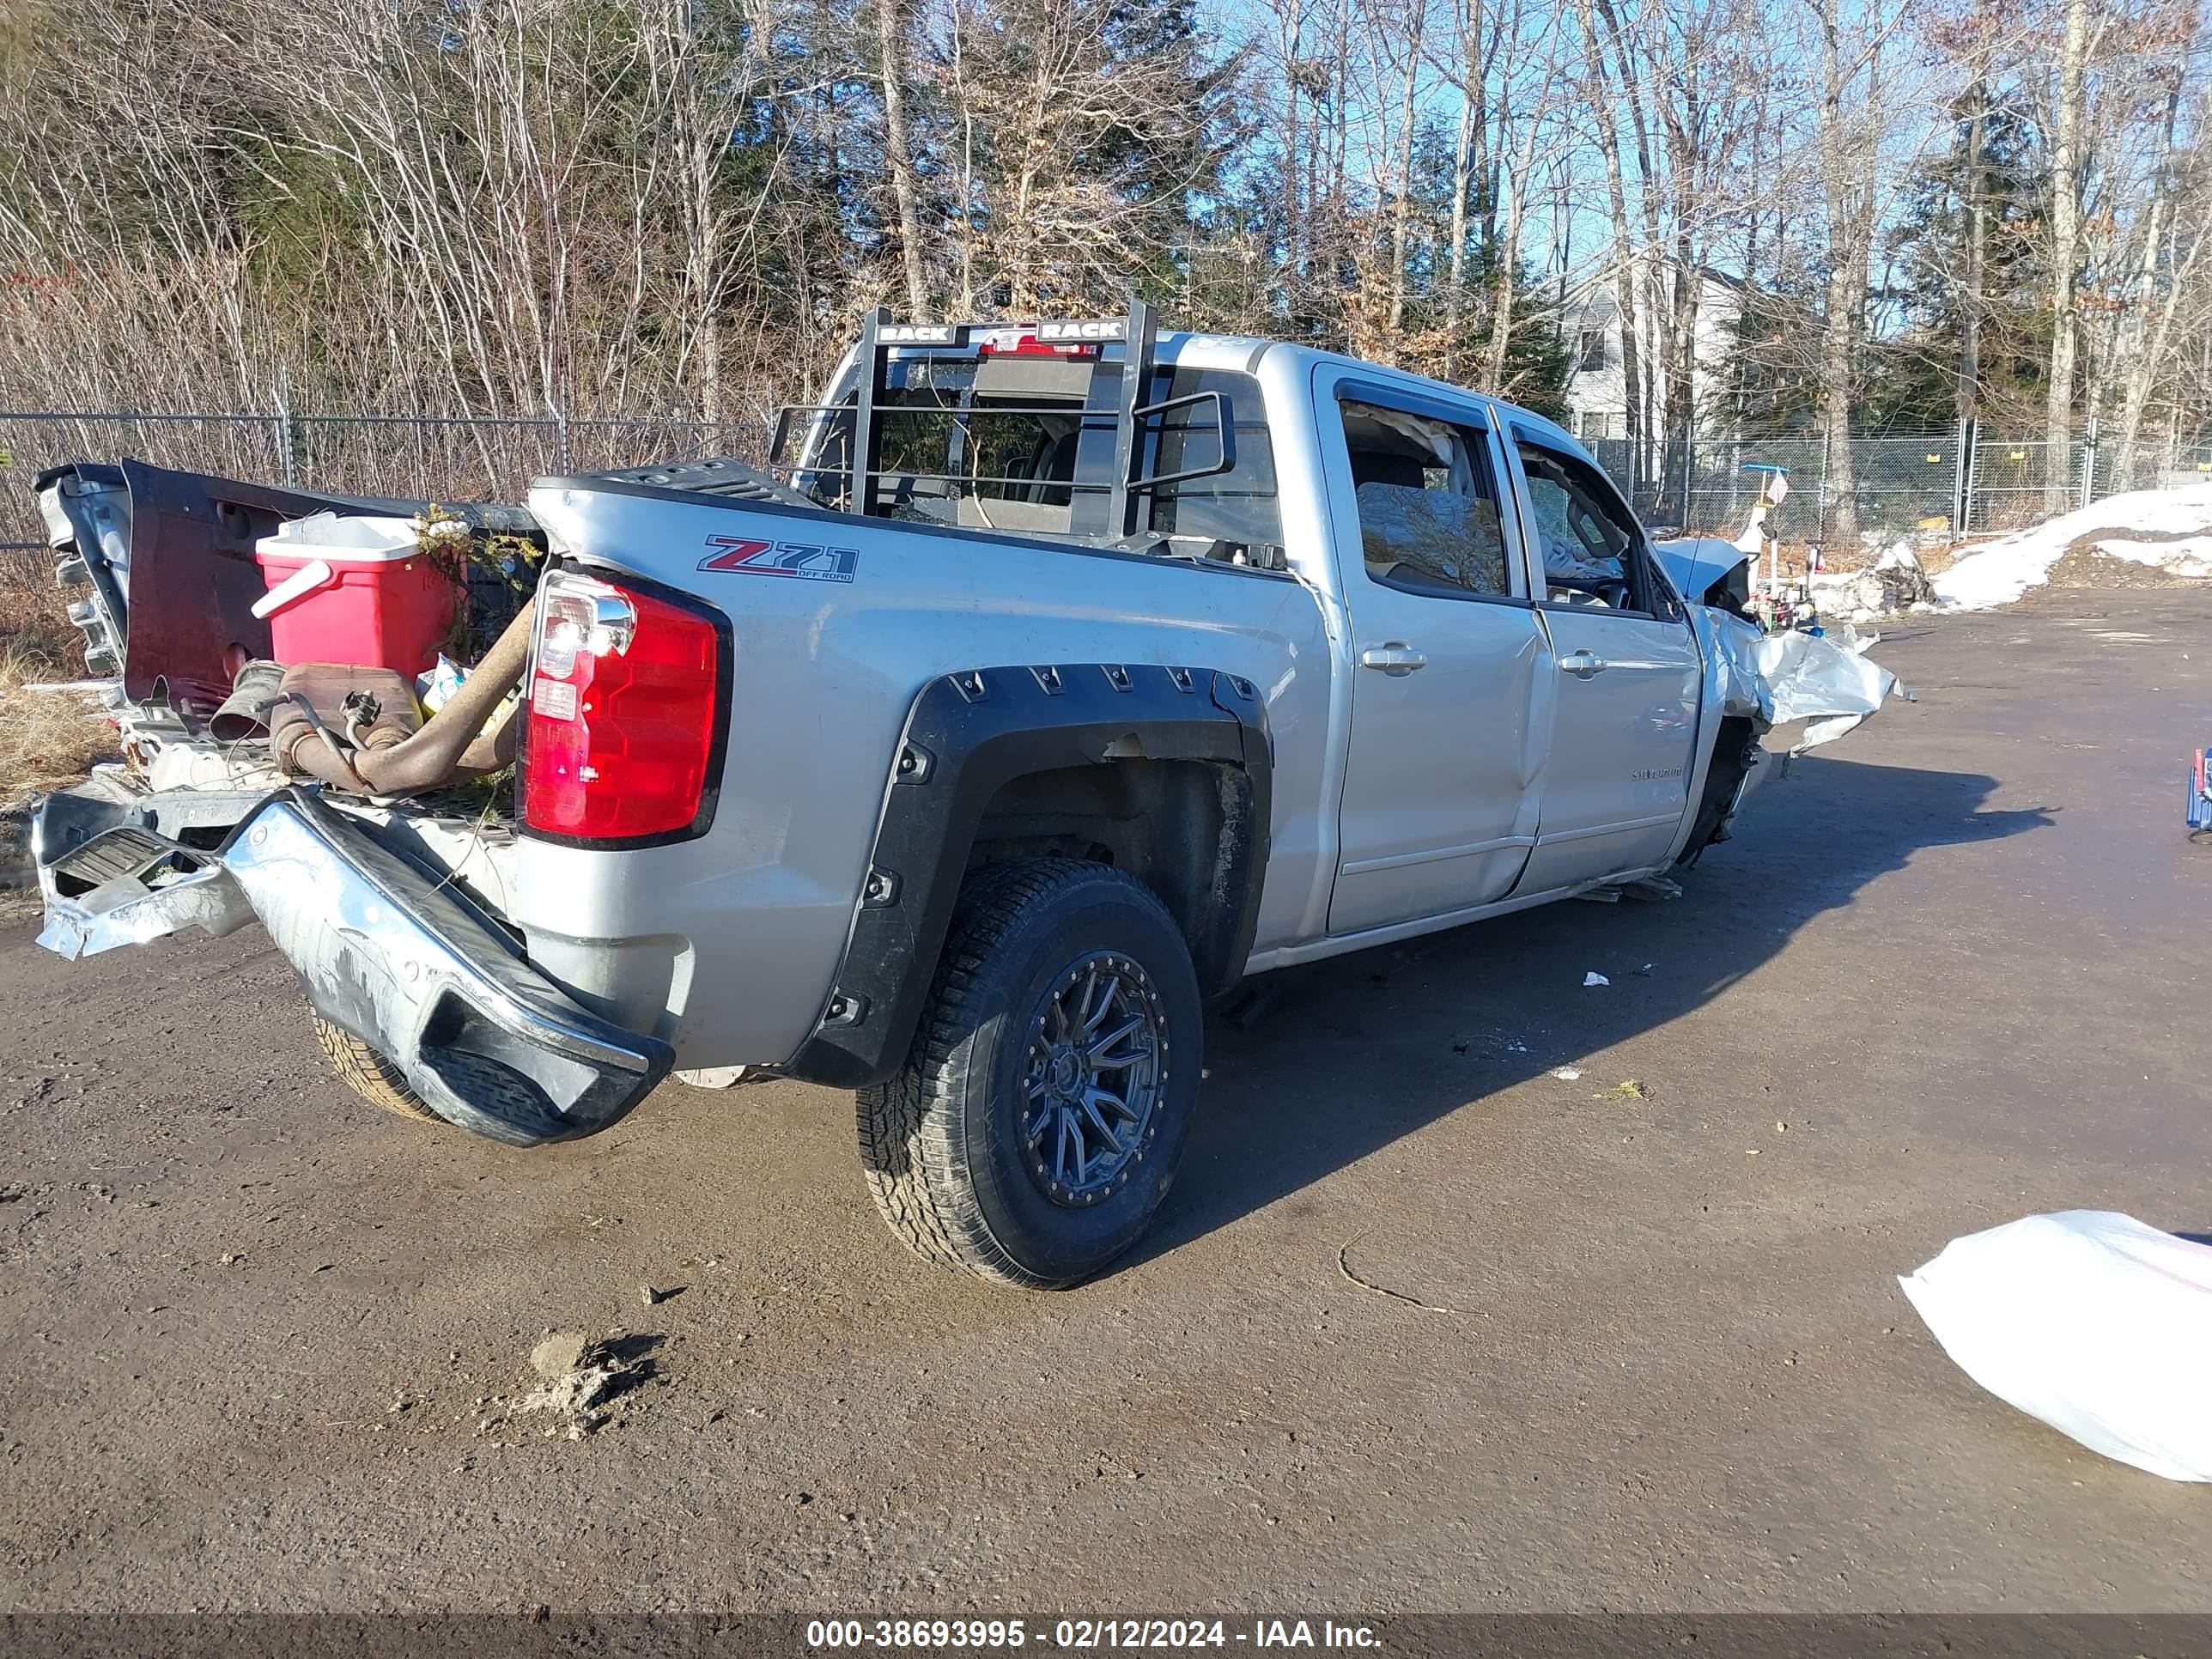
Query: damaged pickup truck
27,305,1900,1288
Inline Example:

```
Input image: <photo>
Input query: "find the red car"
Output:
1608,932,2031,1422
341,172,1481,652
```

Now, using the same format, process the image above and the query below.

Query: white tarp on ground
1933,482,2212,611
1705,611,1905,753
1899,1212,2212,1483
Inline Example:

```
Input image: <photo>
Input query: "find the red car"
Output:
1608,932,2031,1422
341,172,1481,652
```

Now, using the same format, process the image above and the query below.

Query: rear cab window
787,352,1281,562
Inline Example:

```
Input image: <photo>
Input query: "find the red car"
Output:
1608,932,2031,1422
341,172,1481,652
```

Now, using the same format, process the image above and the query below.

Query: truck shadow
1121,754,2052,1275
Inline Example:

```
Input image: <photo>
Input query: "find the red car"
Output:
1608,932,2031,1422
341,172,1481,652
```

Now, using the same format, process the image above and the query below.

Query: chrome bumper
33,788,672,1146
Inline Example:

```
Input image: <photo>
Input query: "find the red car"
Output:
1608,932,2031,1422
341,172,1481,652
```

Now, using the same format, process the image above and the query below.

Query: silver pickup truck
28,306,1897,1287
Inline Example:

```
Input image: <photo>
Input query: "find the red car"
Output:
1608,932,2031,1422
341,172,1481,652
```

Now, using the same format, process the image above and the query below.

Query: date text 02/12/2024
804,1620,1382,1650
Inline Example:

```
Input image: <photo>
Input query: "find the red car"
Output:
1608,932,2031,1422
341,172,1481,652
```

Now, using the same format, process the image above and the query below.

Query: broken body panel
37,787,667,1142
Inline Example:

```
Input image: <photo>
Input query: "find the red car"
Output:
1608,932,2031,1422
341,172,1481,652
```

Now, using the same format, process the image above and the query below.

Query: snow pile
1934,482,2212,611
2095,533,2212,578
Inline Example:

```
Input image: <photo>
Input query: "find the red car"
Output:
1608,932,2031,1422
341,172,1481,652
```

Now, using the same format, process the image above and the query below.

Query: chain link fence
3,406,2209,566
1589,425,2212,556
2092,436,2212,501
0,410,765,555
1590,435,1967,550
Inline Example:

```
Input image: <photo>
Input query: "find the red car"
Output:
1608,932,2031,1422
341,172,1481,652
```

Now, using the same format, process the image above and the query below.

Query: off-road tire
313,1012,442,1124
857,858,1204,1289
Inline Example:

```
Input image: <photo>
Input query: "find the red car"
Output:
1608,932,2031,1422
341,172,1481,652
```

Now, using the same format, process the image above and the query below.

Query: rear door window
1148,368,1281,554
1339,398,1510,599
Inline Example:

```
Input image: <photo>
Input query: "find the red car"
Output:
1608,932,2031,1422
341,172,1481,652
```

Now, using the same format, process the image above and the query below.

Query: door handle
1358,643,1428,676
1559,650,1607,679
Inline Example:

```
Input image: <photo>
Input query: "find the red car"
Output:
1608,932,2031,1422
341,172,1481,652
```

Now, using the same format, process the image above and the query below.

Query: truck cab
779,312,1716,937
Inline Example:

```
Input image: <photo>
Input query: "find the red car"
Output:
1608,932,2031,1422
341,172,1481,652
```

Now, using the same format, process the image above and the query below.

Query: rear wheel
857,858,1203,1289
312,1012,442,1124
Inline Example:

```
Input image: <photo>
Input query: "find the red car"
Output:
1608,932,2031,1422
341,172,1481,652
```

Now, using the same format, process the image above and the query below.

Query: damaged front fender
1674,606,1911,866
1705,610,1910,755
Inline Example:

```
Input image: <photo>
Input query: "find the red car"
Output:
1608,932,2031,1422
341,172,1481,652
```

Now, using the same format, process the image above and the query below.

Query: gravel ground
2,588,2209,1614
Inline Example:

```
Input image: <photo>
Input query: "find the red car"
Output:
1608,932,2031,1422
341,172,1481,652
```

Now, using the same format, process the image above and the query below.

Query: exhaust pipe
277,599,535,796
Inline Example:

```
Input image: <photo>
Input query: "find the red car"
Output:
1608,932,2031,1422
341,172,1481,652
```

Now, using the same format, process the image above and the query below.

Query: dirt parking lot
3,589,2209,1615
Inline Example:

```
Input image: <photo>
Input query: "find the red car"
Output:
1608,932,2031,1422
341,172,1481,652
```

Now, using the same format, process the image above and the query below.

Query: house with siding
1561,265,1747,442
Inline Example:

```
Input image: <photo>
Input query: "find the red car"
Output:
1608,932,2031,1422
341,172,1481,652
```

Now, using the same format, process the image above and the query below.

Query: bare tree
1382,0,1427,340
1810,0,1889,545
876,0,933,316
2045,0,2093,510
0,0,2206,542
2111,84,2211,486
1571,0,1643,443
1443,0,1493,374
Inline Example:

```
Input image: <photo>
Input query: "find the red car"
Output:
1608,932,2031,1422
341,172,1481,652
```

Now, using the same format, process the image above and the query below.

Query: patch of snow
2094,533,2212,579
1935,483,2212,611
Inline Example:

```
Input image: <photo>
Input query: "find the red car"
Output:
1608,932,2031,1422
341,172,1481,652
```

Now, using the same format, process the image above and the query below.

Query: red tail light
522,568,726,843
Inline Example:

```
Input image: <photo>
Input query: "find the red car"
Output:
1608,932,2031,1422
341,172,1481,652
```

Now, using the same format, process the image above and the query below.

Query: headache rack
773,298,1237,542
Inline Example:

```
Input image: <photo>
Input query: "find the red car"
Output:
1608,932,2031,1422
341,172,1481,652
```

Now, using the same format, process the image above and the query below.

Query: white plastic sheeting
1899,1212,2212,1482
1705,611,1906,753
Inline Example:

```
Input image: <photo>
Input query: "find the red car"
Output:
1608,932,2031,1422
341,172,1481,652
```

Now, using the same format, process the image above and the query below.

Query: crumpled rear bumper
34,788,672,1146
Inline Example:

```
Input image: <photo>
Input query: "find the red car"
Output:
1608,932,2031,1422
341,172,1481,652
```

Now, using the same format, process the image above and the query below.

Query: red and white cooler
252,512,460,678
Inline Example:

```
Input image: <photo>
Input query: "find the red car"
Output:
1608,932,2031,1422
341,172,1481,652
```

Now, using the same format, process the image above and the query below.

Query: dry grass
1,547,113,807
0,549,79,665
0,646,117,807
0,556,111,901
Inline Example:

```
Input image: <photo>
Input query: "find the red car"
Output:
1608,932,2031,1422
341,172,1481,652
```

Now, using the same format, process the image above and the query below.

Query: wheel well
1678,714,1761,866
968,757,1259,994
784,663,1272,1090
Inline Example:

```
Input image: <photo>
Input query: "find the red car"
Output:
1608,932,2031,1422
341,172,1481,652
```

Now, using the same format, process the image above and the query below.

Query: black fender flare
783,663,1272,1089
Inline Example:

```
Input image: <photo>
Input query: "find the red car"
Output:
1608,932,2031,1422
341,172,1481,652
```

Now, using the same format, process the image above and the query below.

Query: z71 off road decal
699,535,859,582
